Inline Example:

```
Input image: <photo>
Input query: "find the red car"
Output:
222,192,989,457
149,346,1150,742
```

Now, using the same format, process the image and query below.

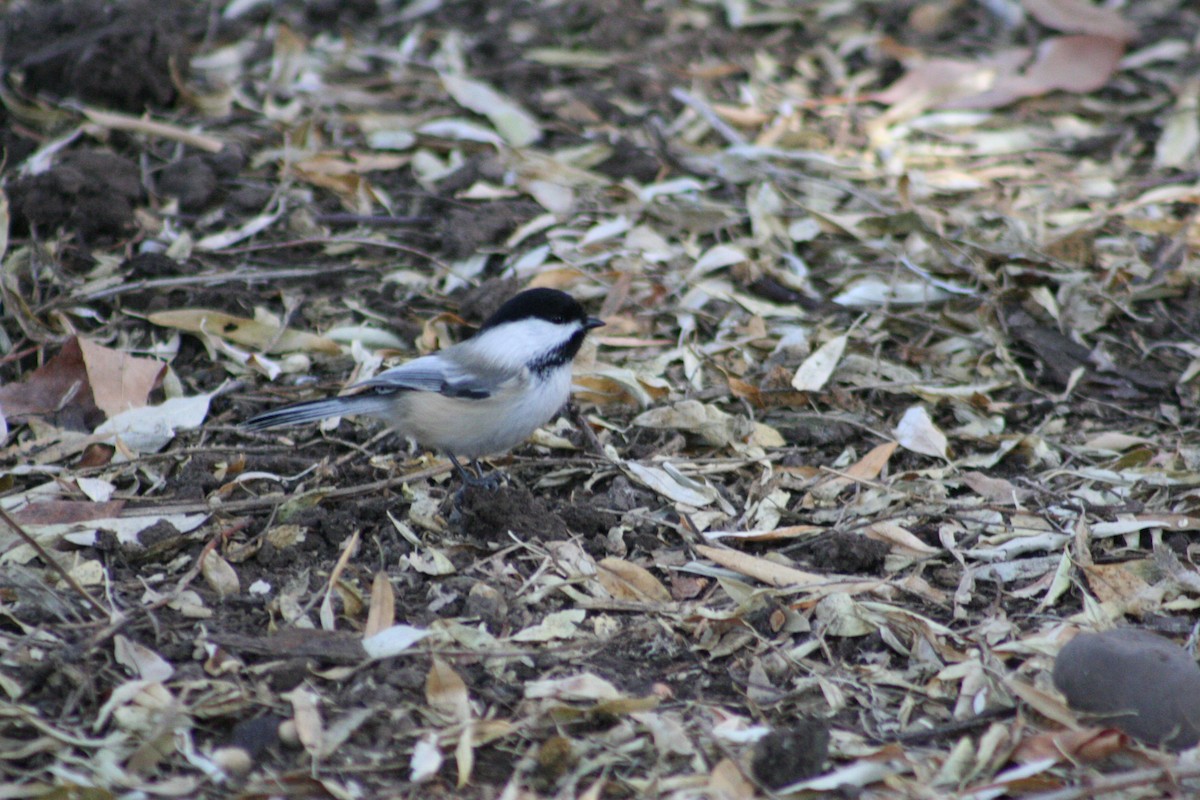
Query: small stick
0,505,111,619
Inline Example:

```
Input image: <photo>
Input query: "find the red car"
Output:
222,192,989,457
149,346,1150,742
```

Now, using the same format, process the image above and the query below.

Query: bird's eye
551,315,566,324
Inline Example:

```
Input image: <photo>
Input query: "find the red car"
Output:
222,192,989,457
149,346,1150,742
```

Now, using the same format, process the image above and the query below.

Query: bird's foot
449,456,504,508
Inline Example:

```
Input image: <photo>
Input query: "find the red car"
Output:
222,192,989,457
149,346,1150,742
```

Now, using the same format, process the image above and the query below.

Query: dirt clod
9,149,142,240
1,0,195,111
750,720,831,789
455,484,571,542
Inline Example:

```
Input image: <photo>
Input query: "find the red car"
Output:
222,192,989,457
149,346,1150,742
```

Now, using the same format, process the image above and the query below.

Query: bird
242,288,604,486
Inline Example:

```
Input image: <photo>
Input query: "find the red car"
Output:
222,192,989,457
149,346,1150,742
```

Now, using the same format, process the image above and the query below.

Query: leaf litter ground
3,0,1200,797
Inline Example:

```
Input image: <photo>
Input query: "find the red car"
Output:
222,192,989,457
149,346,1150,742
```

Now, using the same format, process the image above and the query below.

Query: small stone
1053,628,1200,750
464,582,509,632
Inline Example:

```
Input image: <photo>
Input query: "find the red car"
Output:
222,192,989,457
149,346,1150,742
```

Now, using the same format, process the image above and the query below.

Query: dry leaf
201,551,240,599
892,406,949,460
440,74,541,147
148,308,341,354
286,686,324,757
512,609,586,642
0,338,100,421
364,571,395,637
595,557,671,602
946,35,1126,110
633,400,754,447
362,625,430,660
95,390,216,454
114,635,174,682
791,334,848,392
1010,728,1129,765
410,734,443,783
1022,0,1138,41
812,441,898,499
426,658,471,724
76,339,164,418
865,522,940,556
694,545,883,596
525,673,621,702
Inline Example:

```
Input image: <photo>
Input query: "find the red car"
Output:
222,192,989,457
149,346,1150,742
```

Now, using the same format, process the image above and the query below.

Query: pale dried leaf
440,74,541,147
596,557,671,602
426,658,471,724
95,391,215,454
148,309,341,355
201,551,240,599
410,734,442,783
512,609,586,642
791,334,848,392
364,571,395,637
892,405,949,460
362,625,430,660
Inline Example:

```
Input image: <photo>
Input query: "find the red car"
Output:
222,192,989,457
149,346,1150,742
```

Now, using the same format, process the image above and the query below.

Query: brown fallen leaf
285,686,324,759
76,338,164,418
873,50,1029,108
878,32,1126,114
811,441,898,500
201,551,240,599
961,471,1022,504
1081,560,1159,615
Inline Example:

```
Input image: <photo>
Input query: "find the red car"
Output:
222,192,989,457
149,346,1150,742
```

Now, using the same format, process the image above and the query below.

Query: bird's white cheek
471,320,577,370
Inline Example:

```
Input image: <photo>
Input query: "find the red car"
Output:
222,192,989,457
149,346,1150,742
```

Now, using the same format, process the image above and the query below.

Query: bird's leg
448,455,502,490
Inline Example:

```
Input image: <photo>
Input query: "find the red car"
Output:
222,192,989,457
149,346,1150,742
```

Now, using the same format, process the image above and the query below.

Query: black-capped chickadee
243,288,605,484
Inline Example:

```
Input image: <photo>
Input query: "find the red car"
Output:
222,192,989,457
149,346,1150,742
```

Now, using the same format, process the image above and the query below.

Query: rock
1052,628,1200,750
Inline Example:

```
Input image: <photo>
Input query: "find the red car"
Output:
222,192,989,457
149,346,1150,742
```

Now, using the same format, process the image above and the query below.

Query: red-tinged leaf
12,500,125,525
1023,0,1138,42
946,35,1125,109
0,338,100,425
1012,727,1130,765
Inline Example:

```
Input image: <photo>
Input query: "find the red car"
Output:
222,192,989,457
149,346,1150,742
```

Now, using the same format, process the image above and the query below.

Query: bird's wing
352,353,497,399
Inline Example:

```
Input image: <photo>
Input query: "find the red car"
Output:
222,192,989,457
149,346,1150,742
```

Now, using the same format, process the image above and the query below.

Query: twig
39,266,367,310
79,106,225,153
889,707,1013,746
218,237,453,274
669,87,747,147
568,402,607,458
71,520,249,655
314,213,433,227
119,466,447,517
0,505,111,619
980,763,1200,800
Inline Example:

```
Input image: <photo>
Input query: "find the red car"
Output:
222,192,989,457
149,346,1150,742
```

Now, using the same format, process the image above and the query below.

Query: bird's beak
585,317,606,330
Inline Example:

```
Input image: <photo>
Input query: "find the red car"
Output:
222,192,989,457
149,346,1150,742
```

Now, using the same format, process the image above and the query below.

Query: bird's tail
242,393,393,430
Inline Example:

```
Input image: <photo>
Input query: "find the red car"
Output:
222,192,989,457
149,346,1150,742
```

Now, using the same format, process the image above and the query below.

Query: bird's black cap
477,288,594,332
